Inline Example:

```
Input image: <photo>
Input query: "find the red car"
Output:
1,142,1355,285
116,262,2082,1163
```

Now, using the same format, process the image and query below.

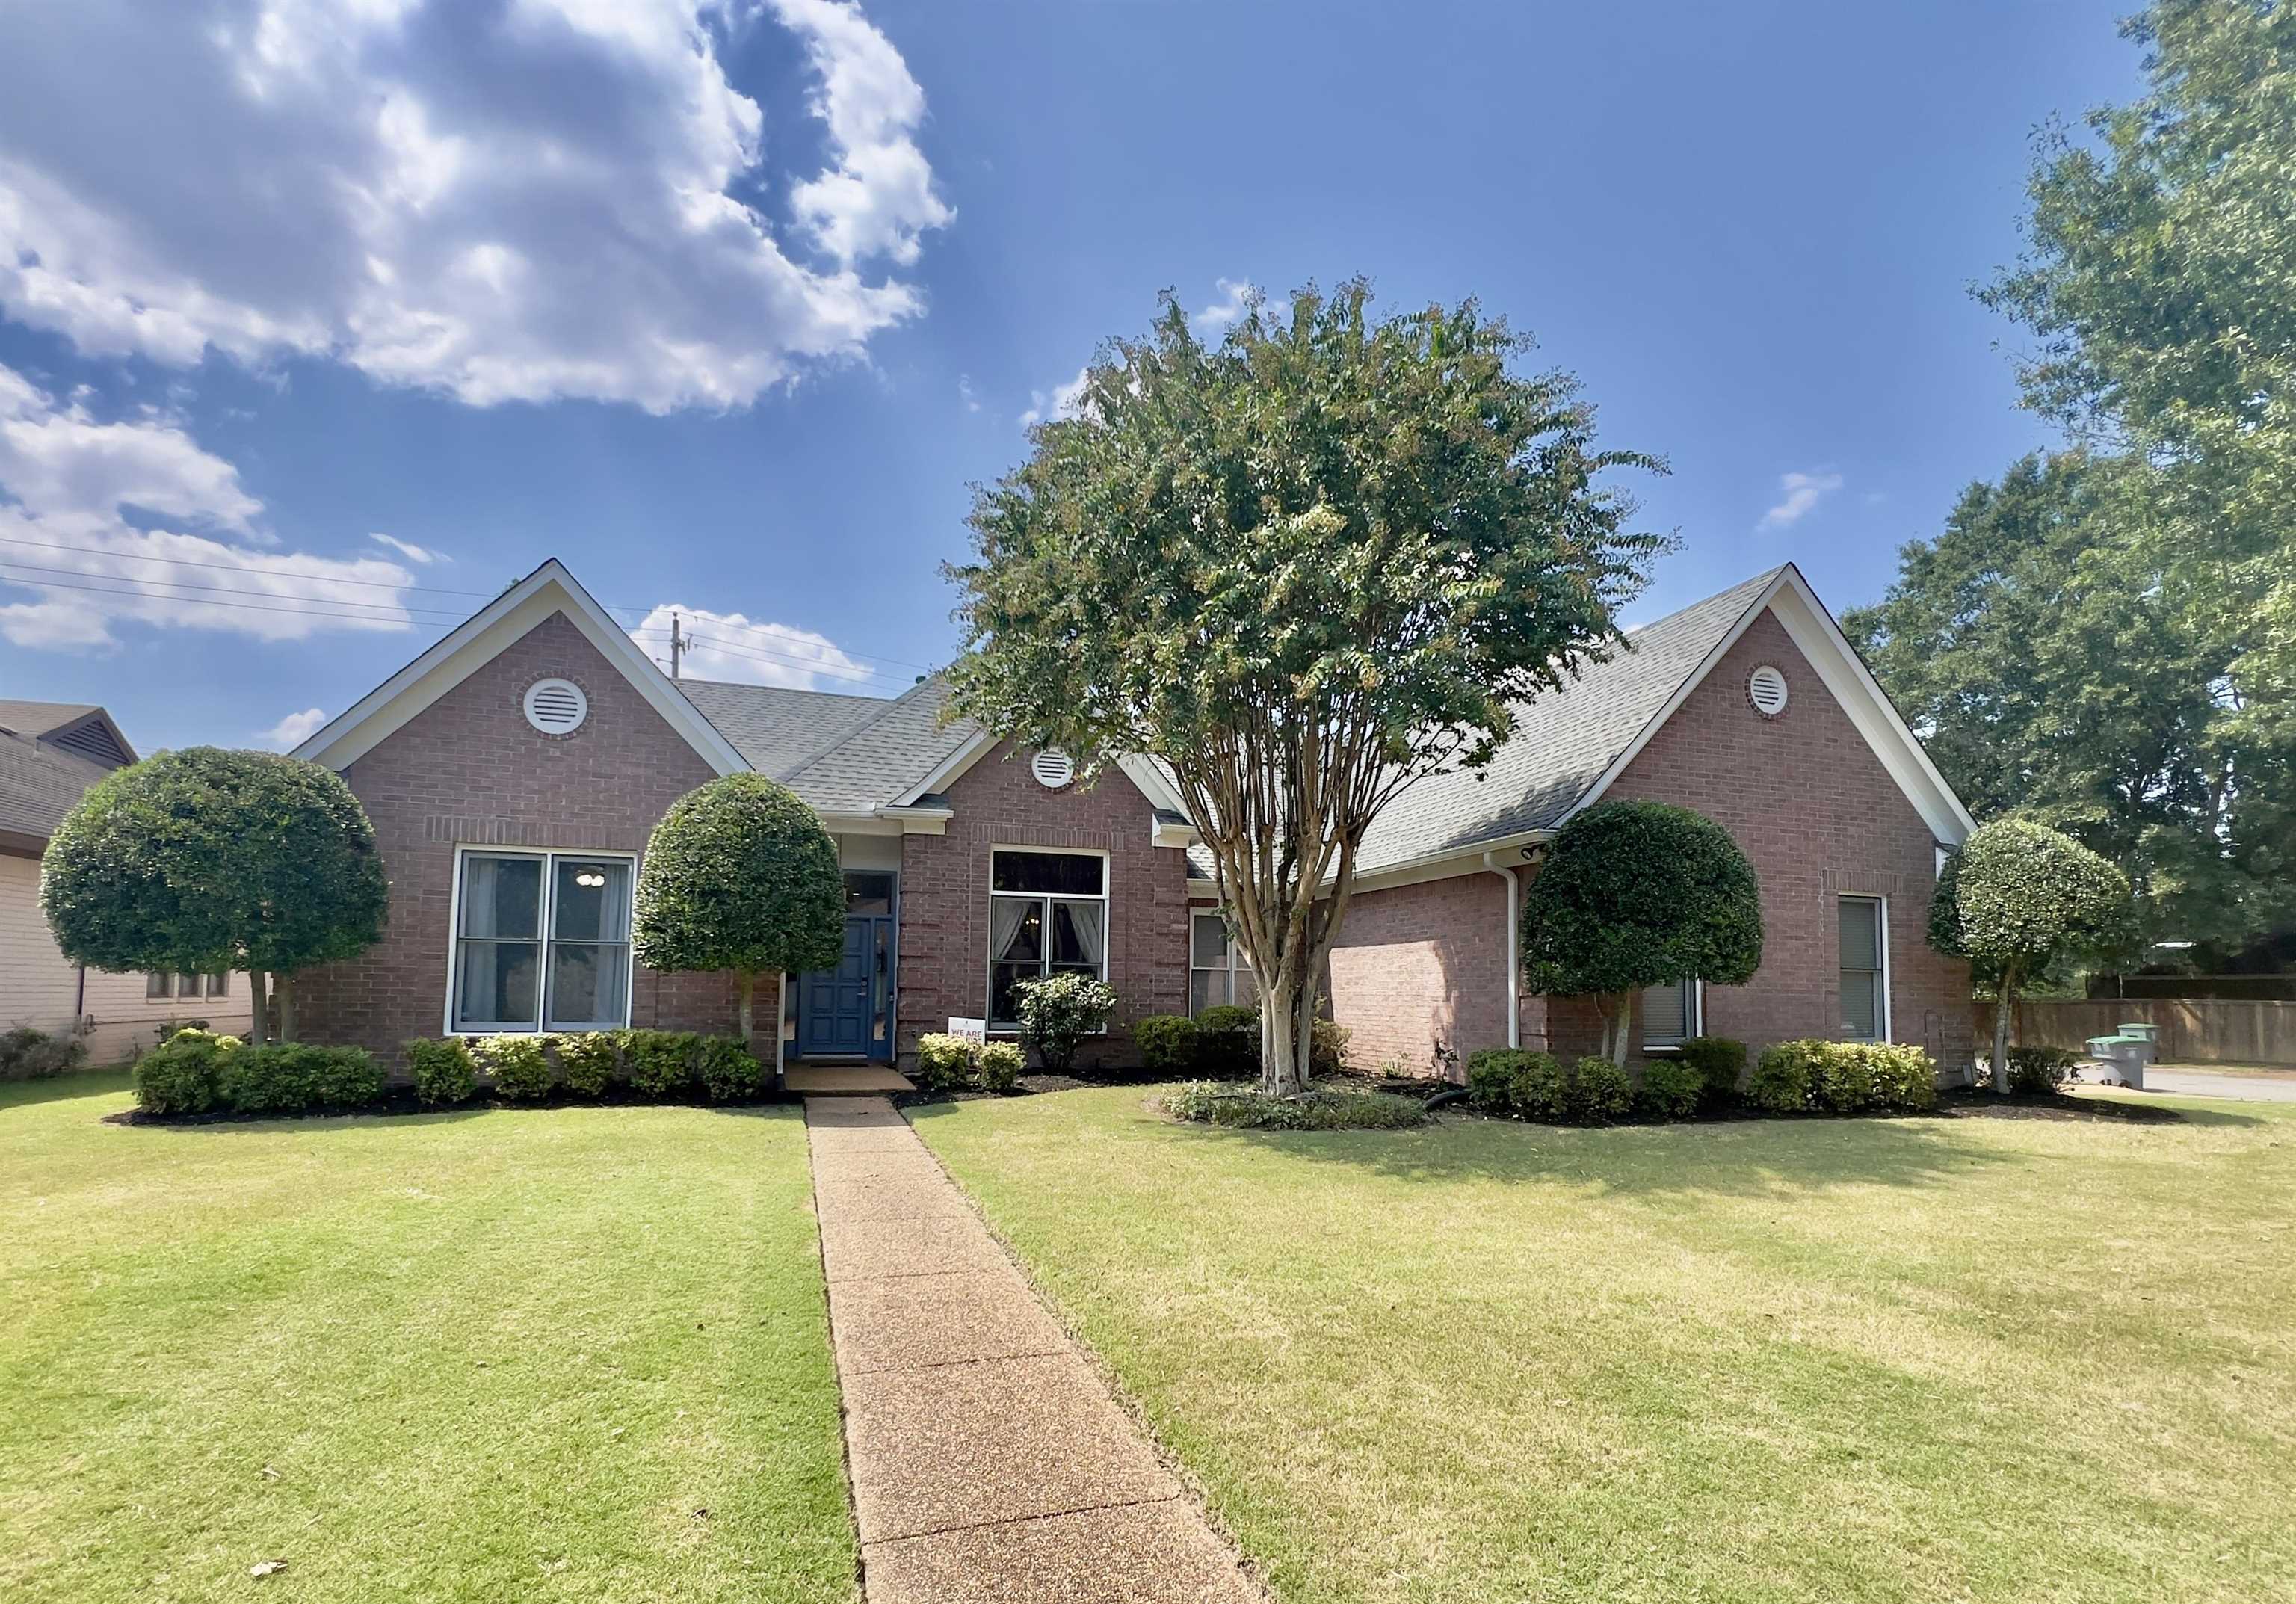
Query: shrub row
1750,1040,1937,1114
1132,1007,1349,1079
1463,1050,1638,1124
135,1031,384,1117
1163,1081,1425,1129
135,1028,776,1117
0,1024,90,1082
914,1033,1024,1094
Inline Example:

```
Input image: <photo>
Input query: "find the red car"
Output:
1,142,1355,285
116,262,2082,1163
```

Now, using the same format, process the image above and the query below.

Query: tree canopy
1844,452,2294,965
632,773,845,1042
41,747,388,1042
944,279,1667,1093
1519,801,1764,1065
1931,818,2133,1089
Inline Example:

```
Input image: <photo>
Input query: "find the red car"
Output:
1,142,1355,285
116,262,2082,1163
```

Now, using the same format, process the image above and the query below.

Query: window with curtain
452,851,632,1033
1839,896,1886,1040
1641,976,1698,1049
1189,911,1257,1014
987,849,1107,1026
149,972,225,999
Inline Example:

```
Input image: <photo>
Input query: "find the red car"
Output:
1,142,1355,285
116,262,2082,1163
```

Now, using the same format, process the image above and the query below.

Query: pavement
2087,1064,2296,1104
805,1096,1261,1604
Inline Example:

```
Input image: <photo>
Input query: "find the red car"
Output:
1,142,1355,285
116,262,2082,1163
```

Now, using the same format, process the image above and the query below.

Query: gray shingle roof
664,569,1781,859
674,679,886,779
0,728,114,844
1350,567,1783,875
0,700,99,738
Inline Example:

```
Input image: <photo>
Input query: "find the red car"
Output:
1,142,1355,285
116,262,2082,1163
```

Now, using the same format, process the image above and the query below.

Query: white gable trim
889,736,1199,843
1570,564,1975,844
291,559,746,777
890,726,995,804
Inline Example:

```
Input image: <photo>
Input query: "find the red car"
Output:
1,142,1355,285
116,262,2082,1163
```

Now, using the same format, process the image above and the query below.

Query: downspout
1481,850,1521,1052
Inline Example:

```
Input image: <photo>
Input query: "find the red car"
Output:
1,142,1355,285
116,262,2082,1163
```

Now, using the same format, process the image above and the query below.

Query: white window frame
985,844,1110,1032
1641,977,1703,1053
1839,894,1892,1043
149,972,225,1000
1188,909,1256,1015
443,845,638,1035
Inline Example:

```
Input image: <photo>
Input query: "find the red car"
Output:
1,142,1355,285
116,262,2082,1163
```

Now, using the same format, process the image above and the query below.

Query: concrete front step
786,1065,916,1095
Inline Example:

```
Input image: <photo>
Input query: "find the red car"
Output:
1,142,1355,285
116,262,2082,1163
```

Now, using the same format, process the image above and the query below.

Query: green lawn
911,1087,2296,1604
1,1075,855,1604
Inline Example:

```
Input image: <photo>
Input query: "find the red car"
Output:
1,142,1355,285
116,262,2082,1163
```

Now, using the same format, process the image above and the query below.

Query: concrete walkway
805,1096,1259,1604
2086,1065,2296,1104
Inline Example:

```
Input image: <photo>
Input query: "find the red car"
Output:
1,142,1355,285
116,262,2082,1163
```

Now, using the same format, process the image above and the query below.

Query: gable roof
0,700,135,771
1347,563,1973,878
294,559,746,777
674,679,888,778
0,709,132,850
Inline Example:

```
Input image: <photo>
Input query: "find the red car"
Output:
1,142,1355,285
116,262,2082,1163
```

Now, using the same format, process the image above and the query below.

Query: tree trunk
1608,992,1632,1069
738,969,756,1043
1992,983,2013,1094
1295,978,1319,1087
244,969,268,1046
274,970,298,1043
1259,974,1311,1096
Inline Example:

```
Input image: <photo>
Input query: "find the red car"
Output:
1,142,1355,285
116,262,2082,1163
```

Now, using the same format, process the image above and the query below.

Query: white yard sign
945,1017,987,1046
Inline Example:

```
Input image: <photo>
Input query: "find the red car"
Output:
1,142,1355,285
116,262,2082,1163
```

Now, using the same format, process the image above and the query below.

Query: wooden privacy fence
1980,999,2296,1067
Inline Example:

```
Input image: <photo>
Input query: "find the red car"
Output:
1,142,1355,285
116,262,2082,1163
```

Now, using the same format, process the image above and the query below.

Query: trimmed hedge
978,1040,1024,1092
626,1030,701,1099
407,1036,478,1106
219,1043,385,1114
1677,1037,1747,1105
1638,1055,1703,1120
1164,1081,1425,1130
555,1032,617,1097
1192,1005,1259,1077
914,1033,972,1090
2008,1045,2080,1094
478,1034,552,1101
134,1028,238,1115
1134,1014,1199,1074
1753,1040,1937,1114
697,1034,765,1102
1460,1049,1632,1124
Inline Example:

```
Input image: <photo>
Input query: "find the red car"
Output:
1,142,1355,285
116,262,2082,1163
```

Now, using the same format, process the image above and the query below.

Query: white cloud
368,531,445,564
1757,469,1845,531
1193,277,1253,336
632,601,880,692
957,374,981,413
1019,367,1089,429
0,0,950,413
0,363,420,649
259,706,328,749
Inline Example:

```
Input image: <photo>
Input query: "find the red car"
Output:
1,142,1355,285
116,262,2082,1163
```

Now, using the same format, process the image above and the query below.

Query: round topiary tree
1520,801,1765,1066
632,774,845,1045
1930,818,2132,1093
41,747,389,1043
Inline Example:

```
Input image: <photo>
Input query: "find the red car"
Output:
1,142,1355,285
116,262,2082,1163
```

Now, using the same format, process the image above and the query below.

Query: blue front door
800,915,892,1058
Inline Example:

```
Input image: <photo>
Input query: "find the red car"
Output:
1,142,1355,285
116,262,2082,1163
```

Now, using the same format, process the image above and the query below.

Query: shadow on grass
0,1069,132,1113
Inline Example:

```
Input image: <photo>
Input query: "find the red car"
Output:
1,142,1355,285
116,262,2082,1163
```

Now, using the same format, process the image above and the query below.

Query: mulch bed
1934,1088,2185,1123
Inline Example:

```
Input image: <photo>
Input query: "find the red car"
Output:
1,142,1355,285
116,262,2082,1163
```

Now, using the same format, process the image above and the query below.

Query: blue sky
0,0,2140,755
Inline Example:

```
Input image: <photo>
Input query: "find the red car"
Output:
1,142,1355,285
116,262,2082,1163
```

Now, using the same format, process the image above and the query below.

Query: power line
638,627,902,690
0,566,473,628
0,557,474,623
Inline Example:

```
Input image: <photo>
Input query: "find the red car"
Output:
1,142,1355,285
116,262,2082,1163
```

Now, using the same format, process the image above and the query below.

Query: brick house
289,558,1975,1080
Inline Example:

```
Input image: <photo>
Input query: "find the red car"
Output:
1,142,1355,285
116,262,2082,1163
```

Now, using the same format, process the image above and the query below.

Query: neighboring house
288,558,1975,1079
0,701,253,1064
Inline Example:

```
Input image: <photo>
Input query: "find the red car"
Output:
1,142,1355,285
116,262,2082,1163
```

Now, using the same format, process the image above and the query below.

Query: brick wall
897,742,1189,1068
1327,871,1511,1079
1322,605,1977,1081
296,611,738,1061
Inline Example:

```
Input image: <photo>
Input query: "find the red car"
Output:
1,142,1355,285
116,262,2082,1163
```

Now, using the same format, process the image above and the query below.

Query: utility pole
670,611,683,680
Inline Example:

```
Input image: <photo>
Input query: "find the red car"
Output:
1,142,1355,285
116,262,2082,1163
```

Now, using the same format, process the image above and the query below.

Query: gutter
1481,848,1522,1051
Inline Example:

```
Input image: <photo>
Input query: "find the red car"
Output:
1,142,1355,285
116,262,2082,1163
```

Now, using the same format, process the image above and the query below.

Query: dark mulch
1935,1088,2185,1123
101,1084,807,1127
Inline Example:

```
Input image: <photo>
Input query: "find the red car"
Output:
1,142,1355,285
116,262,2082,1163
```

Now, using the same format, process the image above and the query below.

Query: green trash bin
2118,1021,2159,1044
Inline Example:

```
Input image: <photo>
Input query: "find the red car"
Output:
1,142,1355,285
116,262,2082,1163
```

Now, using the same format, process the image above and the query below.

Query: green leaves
630,774,845,981
1929,820,2134,981
1519,801,1765,998
40,747,386,979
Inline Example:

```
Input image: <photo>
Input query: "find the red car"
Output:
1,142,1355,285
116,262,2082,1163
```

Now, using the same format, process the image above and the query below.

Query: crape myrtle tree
944,280,1669,1096
1518,801,1765,1067
632,774,845,1046
41,747,388,1043
1931,818,2134,1092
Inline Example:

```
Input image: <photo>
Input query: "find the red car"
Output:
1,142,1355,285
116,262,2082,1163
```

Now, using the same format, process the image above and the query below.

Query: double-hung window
1189,911,1257,1014
147,972,226,999
1839,896,1887,1041
1641,976,1700,1050
987,848,1108,1028
451,849,633,1034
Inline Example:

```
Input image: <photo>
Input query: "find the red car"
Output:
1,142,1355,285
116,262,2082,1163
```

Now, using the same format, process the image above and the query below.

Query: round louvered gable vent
523,678,589,735
1747,664,1790,718
1031,749,1075,789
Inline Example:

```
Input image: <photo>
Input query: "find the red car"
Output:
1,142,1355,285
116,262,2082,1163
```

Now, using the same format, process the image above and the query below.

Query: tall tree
1519,802,1765,1067
945,280,1668,1094
41,747,389,1043
1844,454,2295,961
631,774,845,1046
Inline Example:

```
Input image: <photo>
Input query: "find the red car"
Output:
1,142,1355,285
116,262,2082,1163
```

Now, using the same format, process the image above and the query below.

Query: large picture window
987,848,1108,1028
1839,896,1887,1041
451,850,633,1034
1190,911,1256,1014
